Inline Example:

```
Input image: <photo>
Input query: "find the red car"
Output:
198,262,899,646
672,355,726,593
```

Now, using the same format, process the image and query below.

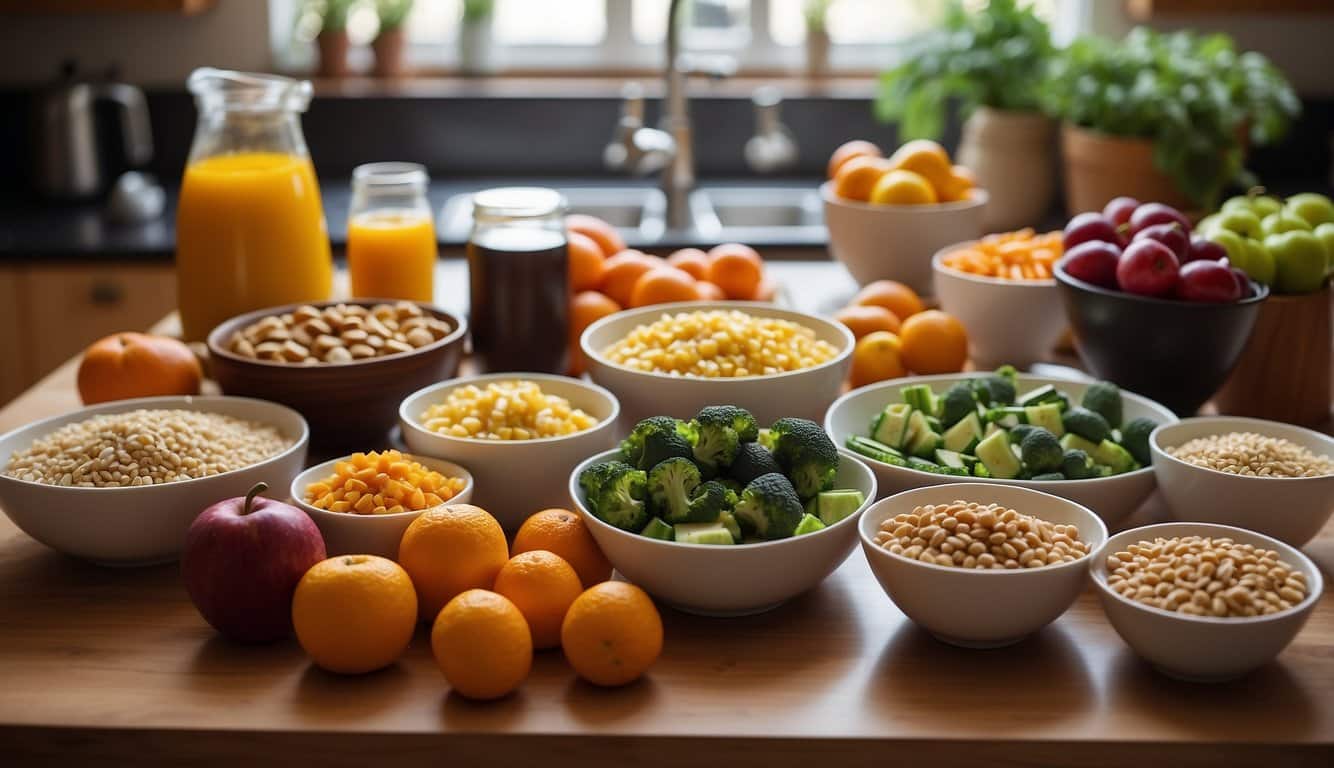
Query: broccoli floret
1120,417,1159,465
763,417,839,499
729,441,782,485
647,457,702,522
578,460,627,502
1009,423,1040,444
1060,448,1099,480
1081,381,1123,429
1020,428,1063,473
685,405,756,476
619,416,693,470
732,472,804,540
939,383,978,427
1062,407,1111,444
973,374,1017,406
696,405,759,442
584,462,648,531
686,480,734,523
995,365,1019,390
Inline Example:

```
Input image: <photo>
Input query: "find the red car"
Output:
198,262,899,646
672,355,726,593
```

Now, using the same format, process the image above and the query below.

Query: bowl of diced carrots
931,229,1067,369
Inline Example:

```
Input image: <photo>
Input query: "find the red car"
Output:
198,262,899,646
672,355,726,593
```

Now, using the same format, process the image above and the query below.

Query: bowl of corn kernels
580,301,854,427
398,373,621,530
289,449,473,558
1149,416,1334,547
1090,522,1323,682
207,300,467,450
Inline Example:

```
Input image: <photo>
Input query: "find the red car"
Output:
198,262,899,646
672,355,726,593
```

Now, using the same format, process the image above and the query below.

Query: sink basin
440,187,666,244
689,187,825,242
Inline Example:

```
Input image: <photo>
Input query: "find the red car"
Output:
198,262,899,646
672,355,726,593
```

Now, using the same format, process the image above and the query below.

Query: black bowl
1053,265,1268,416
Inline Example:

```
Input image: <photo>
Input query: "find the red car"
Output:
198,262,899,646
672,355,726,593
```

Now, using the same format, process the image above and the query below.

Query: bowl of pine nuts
1090,522,1323,682
1150,417,1334,547
207,300,466,450
859,482,1106,648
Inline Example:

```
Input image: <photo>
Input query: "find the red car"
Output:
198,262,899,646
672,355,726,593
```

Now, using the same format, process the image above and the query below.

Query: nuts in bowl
225,301,454,364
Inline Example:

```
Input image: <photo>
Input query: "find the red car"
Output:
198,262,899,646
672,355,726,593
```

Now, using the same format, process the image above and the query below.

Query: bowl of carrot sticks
931,229,1067,369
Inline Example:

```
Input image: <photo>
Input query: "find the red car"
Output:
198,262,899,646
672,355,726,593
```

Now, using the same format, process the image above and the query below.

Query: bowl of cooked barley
0,395,308,566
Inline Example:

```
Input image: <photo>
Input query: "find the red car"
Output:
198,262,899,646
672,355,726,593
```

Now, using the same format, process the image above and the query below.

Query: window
272,0,1061,74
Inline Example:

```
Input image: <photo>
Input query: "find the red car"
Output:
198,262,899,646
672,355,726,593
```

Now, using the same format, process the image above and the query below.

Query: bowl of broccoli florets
569,406,877,616
825,366,1178,528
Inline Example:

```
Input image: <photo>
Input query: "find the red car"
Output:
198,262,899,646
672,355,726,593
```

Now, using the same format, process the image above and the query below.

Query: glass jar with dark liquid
467,187,570,373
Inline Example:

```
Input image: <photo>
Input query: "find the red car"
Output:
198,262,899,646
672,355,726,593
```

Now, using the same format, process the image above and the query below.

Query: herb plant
463,0,494,23
376,0,414,31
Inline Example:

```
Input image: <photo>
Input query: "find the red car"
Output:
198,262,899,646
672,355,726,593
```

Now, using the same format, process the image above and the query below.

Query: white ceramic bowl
289,453,474,558
399,373,620,531
859,482,1107,648
825,373,1178,528
568,448,877,617
1090,522,1323,681
822,181,988,296
1150,417,1334,547
0,395,309,566
932,242,1066,369
581,300,854,428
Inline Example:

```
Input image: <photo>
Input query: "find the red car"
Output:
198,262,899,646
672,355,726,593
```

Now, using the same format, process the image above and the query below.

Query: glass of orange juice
347,163,437,303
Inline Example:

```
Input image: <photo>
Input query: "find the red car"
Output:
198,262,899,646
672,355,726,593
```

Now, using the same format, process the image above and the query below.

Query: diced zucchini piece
1018,384,1062,408
1060,433,1102,456
640,517,674,541
943,411,984,453
675,522,736,545
1024,403,1065,437
975,429,1022,479
934,449,967,470
814,489,866,525
845,436,909,467
1029,472,1065,481
794,513,827,536
872,403,913,449
1092,439,1137,474
901,384,938,416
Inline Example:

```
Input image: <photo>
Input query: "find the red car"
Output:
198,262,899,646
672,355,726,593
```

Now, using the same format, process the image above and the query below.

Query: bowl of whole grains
1090,522,1323,682
581,301,854,427
207,300,466,450
290,449,473,558
0,396,308,566
399,373,620,530
859,482,1107,648
1150,417,1334,547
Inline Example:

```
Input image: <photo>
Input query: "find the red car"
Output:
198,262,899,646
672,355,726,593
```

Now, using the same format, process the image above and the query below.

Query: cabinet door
0,268,28,404
24,264,177,380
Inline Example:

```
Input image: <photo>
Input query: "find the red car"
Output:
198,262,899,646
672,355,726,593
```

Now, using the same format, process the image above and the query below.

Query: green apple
1266,230,1327,294
1314,222,1334,275
1222,194,1281,218
1209,229,1251,274
1285,193,1334,228
1214,208,1263,239
1196,213,1220,236
1243,237,1276,286
1261,211,1313,237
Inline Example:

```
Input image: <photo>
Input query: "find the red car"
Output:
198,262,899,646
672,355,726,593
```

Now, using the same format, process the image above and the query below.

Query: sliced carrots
940,228,1063,281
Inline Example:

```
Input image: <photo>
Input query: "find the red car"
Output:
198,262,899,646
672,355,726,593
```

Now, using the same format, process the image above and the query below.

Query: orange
399,504,510,622
832,155,892,202
827,139,882,179
695,280,727,301
78,332,203,405
566,214,625,258
849,330,907,388
852,279,925,320
431,589,532,700
886,139,953,195
666,248,710,280
567,231,606,293
834,304,901,340
292,555,417,675
869,169,937,206
512,508,613,588
706,243,764,300
567,291,622,376
936,164,977,202
899,309,969,375
753,275,779,303
601,251,663,307
492,550,584,650
561,581,662,687
630,266,702,308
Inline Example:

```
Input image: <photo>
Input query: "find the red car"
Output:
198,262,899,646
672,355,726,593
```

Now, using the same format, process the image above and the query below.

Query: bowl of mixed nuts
207,300,466,449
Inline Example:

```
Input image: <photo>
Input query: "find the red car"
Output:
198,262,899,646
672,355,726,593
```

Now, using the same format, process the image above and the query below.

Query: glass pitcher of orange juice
175,68,333,341
347,162,437,302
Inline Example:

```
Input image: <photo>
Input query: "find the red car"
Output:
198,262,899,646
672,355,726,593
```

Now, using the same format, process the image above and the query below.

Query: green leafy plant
874,0,1054,141
307,0,357,33
376,0,414,31
804,0,831,33
1043,27,1300,209
462,0,494,23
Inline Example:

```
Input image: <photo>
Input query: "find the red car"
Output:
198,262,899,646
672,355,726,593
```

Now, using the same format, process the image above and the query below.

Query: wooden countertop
1,263,1332,767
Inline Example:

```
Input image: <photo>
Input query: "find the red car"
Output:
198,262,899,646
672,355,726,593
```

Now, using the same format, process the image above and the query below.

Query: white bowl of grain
0,396,308,566
1150,417,1334,547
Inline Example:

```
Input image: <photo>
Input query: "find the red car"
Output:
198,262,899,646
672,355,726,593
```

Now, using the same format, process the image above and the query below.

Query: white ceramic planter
957,107,1057,231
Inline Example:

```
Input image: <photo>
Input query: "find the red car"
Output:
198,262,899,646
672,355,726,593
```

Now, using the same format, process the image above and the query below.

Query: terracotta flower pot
805,29,830,76
1214,287,1332,427
372,27,408,77
957,107,1057,231
1060,122,1194,216
317,30,351,78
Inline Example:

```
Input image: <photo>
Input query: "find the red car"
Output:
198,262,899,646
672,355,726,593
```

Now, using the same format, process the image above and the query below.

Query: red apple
1103,196,1141,227
1230,266,1254,298
1060,240,1122,289
182,482,326,644
1129,202,1191,237
1133,222,1189,262
1063,212,1119,251
1186,236,1229,264
1117,239,1180,297
1177,259,1243,303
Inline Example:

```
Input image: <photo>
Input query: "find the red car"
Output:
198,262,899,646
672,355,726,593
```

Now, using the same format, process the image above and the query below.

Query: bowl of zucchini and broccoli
569,406,877,616
825,366,1177,528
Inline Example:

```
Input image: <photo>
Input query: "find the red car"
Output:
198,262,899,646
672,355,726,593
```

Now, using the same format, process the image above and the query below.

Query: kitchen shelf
1127,0,1334,17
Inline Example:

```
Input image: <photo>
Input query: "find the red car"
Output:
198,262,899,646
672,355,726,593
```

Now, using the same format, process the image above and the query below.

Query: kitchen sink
689,187,824,242
440,187,667,244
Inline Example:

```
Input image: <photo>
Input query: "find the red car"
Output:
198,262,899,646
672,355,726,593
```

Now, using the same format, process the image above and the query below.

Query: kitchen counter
1,262,1332,767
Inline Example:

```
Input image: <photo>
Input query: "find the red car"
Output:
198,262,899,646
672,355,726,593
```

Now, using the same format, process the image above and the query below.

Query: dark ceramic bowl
1054,264,1267,416
207,300,467,450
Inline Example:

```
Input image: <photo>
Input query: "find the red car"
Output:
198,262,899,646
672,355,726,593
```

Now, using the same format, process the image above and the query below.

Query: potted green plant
804,0,831,76
373,0,414,77
312,0,355,78
874,0,1056,230
1044,27,1300,215
459,0,495,75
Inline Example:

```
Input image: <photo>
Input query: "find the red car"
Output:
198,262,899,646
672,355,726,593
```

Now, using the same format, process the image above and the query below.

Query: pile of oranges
289,504,663,699
832,279,969,388
828,139,978,207
566,214,777,376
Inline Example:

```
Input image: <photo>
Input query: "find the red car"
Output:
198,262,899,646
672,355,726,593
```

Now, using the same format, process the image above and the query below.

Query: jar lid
471,187,567,221
353,162,429,188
